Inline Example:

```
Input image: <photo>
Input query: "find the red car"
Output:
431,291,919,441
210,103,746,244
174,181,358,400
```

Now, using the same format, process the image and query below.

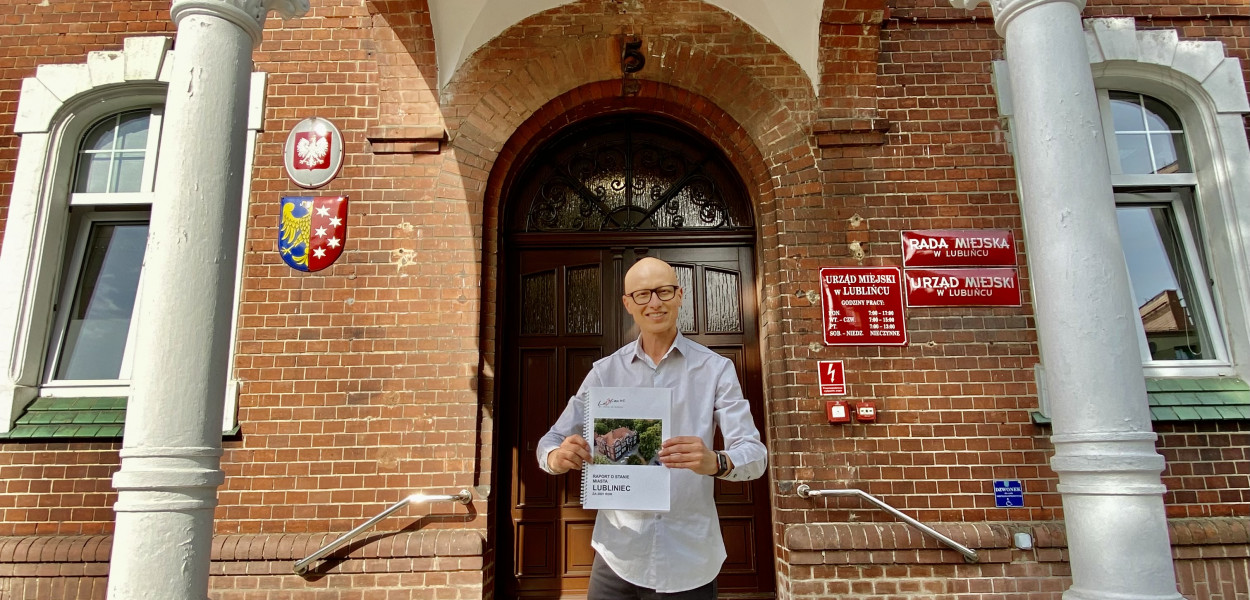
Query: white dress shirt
536,333,768,592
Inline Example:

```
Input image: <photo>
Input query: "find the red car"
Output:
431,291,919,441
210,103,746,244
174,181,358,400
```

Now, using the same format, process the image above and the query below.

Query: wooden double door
501,244,773,599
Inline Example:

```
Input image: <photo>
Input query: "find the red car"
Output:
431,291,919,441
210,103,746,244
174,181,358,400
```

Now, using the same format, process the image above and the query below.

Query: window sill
1,396,126,440
2,389,243,441
1031,377,1250,425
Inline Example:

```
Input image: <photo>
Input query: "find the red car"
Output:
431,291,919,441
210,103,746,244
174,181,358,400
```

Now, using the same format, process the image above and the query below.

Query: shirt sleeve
536,368,600,474
711,358,767,482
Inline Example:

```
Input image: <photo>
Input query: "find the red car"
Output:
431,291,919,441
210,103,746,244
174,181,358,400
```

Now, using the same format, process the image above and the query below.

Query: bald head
624,257,678,292
622,257,683,343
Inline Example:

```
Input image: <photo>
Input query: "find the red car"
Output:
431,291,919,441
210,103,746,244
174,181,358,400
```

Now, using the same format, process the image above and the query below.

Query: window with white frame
1098,90,1230,372
0,37,267,436
41,108,161,393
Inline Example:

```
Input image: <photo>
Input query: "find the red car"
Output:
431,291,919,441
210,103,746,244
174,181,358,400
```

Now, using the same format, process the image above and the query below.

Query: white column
950,1,1183,599
106,2,306,599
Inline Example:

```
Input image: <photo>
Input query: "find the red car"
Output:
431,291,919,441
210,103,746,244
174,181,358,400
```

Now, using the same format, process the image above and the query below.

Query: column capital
171,0,309,46
949,0,1086,36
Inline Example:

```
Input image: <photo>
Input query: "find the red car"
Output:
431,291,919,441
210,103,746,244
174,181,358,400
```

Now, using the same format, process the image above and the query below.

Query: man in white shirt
537,257,768,599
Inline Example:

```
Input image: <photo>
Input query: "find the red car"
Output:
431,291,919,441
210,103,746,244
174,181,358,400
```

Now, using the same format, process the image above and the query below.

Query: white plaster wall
428,0,576,89
428,0,822,89
705,0,822,90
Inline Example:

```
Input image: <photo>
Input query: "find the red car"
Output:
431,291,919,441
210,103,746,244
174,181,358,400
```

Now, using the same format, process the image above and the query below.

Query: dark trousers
588,554,717,600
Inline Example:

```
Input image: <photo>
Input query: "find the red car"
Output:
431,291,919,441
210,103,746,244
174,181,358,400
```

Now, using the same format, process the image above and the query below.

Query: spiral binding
580,392,593,505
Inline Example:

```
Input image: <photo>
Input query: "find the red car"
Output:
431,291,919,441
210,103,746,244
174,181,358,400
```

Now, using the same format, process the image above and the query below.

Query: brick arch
363,0,822,139
442,37,811,163
436,33,820,243
483,82,775,232
436,1,818,153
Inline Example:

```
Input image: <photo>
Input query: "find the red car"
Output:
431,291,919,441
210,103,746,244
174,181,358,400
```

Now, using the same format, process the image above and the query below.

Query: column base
1064,587,1186,600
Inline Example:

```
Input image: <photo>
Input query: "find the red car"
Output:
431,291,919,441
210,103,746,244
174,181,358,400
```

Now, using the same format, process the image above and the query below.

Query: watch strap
713,451,731,478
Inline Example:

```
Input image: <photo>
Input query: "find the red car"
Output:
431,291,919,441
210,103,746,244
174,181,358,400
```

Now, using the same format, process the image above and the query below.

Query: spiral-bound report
581,387,672,511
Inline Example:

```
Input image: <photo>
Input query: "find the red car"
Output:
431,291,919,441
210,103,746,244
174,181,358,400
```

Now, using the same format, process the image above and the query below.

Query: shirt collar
631,331,688,366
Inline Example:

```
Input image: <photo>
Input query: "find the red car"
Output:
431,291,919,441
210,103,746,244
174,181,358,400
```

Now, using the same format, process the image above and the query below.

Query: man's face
622,261,683,337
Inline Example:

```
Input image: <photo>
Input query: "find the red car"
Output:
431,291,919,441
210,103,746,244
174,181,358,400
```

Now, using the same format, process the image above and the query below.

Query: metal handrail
293,489,473,575
796,484,979,563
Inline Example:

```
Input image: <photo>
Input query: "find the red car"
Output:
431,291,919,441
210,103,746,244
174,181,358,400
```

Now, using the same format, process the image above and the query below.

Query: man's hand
658,436,718,475
547,435,591,474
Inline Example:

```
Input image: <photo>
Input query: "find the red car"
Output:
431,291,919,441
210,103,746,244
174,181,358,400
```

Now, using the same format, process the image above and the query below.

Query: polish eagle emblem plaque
283,117,344,188
279,196,349,272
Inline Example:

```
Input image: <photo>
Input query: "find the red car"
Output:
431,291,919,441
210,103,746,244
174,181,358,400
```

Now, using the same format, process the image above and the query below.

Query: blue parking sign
994,479,1024,507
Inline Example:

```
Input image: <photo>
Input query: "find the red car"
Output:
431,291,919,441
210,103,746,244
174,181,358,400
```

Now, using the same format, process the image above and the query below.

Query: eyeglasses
625,285,679,305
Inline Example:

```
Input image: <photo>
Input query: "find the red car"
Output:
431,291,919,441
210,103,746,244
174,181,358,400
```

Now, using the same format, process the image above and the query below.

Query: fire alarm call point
826,400,851,424
855,401,877,423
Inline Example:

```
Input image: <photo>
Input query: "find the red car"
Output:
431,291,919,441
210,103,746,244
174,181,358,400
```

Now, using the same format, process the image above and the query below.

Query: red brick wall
0,444,118,536
775,8,1046,522
782,519,1248,600
1158,423,1250,516
0,531,485,600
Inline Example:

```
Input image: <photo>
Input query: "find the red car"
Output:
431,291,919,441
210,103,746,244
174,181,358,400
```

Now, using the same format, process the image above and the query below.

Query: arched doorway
497,114,774,599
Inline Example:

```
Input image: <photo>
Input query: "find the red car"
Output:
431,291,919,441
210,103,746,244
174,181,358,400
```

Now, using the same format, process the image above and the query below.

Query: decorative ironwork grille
512,115,751,233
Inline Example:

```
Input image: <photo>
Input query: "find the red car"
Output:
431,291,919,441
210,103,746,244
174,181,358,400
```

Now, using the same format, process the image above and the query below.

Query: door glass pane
55,222,149,380
705,268,742,333
566,265,601,335
521,270,556,335
519,115,751,233
673,264,695,334
1116,206,1214,361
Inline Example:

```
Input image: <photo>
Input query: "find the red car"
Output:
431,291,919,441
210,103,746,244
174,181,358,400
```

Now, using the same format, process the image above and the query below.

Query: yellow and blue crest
279,195,349,272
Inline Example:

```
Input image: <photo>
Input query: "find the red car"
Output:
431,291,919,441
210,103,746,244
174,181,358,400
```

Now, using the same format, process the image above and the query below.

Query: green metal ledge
2,397,126,440
2,396,242,441
1032,377,1250,425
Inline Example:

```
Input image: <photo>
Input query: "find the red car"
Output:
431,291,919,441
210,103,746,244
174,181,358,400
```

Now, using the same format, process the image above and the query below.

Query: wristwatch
713,451,731,478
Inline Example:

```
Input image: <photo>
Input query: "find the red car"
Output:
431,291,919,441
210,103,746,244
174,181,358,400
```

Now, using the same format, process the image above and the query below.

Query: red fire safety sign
901,229,1016,267
905,267,1022,307
819,266,908,346
817,360,847,395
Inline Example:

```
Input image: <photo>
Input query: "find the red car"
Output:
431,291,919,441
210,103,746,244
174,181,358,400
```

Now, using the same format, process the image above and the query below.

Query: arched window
74,110,158,194
42,108,162,387
1098,91,1227,368
509,114,753,234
